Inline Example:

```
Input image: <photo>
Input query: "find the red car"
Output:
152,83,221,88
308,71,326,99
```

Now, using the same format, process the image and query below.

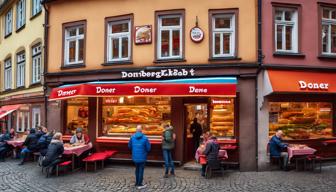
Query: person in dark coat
201,136,220,177
0,128,16,162
19,128,38,165
37,130,55,156
36,126,48,140
41,132,64,173
269,130,288,170
162,125,176,178
190,118,203,154
128,125,151,190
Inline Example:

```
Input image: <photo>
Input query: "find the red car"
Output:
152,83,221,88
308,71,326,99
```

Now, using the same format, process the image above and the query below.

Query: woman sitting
201,136,220,177
70,128,90,145
41,133,64,173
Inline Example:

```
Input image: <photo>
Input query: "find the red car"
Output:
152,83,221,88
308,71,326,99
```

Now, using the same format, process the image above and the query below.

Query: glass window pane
112,38,119,59
161,30,169,57
322,25,329,53
78,27,84,35
172,30,180,56
68,28,77,37
332,11,336,20
214,34,220,55
332,25,336,53
112,23,129,33
78,39,84,61
285,25,293,50
323,9,330,19
69,41,76,62
121,37,129,58
276,25,283,50
275,10,283,21
223,34,230,54
284,11,292,21
215,17,231,28
161,17,180,26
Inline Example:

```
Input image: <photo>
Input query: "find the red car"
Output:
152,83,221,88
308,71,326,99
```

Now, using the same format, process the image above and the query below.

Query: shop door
184,104,208,162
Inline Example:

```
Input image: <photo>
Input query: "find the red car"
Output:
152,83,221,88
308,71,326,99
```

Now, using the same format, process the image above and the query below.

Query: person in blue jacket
269,130,289,170
128,125,151,190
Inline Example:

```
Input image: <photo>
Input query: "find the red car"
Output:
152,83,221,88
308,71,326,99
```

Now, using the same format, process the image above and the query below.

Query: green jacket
162,127,175,150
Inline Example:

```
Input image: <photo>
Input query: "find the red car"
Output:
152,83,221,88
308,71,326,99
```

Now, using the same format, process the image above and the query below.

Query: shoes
201,173,205,177
18,162,24,166
163,174,169,178
137,184,147,190
170,172,175,177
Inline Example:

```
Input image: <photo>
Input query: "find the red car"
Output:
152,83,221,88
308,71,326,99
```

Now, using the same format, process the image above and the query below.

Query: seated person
36,126,48,140
70,128,90,145
37,130,55,157
19,128,38,165
201,136,220,177
0,130,11,162
269,130,289,170
8,128,16,140
41,133,64,174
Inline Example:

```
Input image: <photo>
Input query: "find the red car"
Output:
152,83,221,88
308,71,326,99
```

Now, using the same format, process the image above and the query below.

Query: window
106,18,131,63
4,58,12,90
32,0,42,17
32,107,41,129
16,0,26,30
157,13,183,60
64,23,85,65
274,8,298,53
32,44,42,83
66,98,88,135
211,13,236,57
16,110,29,133
4,9,13,36
322,8,336,55
16,52,25,88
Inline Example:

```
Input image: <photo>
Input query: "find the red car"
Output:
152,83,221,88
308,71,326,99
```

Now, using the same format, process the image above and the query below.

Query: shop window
4,8,13,37
269,102,333,140
32,44,42,84
210,12,236,58
4,58,12,90
157,13,183,60
16,52,25,88
210,98,235,137
101,96,171,137
16,110,29,133
65,98,88,135
321,8,336,55
274,8,298,53
16,0,26,30
63,22,85,66
106,16,132,63
32,0,42,17
32,107,41,129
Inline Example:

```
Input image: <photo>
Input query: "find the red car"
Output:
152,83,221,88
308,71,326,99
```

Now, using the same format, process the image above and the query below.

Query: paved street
0,160,336,192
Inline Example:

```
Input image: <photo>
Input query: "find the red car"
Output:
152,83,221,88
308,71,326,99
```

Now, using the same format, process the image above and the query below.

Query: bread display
210,98,235,137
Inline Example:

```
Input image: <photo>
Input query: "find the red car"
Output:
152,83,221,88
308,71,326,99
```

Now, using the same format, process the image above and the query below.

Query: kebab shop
49,77,240,164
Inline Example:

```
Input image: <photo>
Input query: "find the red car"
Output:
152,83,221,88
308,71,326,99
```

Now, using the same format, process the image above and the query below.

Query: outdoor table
6,139,25,158
199,150,228,165
63,143,92,170
287,146,317,161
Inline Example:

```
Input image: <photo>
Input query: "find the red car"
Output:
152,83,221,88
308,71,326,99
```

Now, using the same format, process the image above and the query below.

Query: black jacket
204,140,220,162
42,140,64,167
23,133,39,151
190,122,202,139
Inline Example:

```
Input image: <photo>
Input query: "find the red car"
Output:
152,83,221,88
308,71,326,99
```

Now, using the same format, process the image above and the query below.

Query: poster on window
135,25,152,44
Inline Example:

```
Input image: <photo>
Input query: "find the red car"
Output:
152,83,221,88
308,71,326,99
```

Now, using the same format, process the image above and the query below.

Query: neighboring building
44,0,258,171
0,0,45,132
258,0,336,170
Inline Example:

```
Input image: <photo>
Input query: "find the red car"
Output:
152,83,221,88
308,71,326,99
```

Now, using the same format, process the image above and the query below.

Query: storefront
258,70,336,169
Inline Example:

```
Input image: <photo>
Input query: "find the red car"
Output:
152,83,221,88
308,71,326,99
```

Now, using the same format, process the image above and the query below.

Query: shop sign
135,25,152,44
190,27,204,43
211,99,232,105
121,68,195,79
298,81,329,91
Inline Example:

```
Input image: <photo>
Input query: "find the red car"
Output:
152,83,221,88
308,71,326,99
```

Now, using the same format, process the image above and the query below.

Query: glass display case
65,98,89,135
269,102,333,140
210,98,235,137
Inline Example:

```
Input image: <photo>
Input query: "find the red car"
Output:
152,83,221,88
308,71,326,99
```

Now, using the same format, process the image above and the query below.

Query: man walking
128,125,151,189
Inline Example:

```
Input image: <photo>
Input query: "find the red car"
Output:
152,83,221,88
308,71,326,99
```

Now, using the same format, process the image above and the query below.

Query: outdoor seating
304,155,322,173
82,150,117,172
44,160,72,178
205,159,224,179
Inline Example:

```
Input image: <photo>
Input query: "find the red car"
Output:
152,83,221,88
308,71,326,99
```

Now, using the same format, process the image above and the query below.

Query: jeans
281,152,289,169
163,149,174,174
135,162,145,186
201,164,207,176
20,147,31,162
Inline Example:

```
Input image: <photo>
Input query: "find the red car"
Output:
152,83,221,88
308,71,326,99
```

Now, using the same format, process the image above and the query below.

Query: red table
63,143,93,170
287,146,317,161
6,139,24,147
199,150,228,165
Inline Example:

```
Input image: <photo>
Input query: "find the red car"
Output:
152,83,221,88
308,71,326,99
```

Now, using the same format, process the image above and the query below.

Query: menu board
210,98,235,137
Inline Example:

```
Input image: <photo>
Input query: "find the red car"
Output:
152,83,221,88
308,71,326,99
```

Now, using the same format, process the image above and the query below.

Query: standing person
41,132,64,175
269,130,289,171
190,118,203,154
162,125,176,178
18,128,38,165
128,125,151,189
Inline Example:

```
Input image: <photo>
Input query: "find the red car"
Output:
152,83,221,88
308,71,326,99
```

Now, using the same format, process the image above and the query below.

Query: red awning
0,104,21,119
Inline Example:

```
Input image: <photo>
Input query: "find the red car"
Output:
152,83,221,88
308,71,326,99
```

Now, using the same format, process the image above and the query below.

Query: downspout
256,0,263,171
42,2,49,127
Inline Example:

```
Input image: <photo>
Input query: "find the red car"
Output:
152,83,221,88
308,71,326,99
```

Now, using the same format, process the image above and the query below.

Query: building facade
258,0,336,170
44,0,258,171
0,0,45,133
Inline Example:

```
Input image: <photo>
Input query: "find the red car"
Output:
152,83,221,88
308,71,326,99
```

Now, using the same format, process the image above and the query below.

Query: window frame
62,20,87,69
104,14,133,64
16,51,25,88
4,8,13,37
32,106,41,129
155,10,185,62
320,5,336,56
16,0,26,31
209,9,238,59
16,110,29,133
4,58,12,91
31,0,42,18
31,43,42,84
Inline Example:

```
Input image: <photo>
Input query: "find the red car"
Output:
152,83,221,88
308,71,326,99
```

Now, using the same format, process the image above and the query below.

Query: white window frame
157,15,183,60
32,44,42,83
107,20,131,62
212,14,236,57
32,107,41,128
274,8,298,53
16,52,25,88
16,111,29,133
64,25,84,65
32,0,42,17
321,8,336,55
16,0,26,30
4,59,12,90
4,9,13,36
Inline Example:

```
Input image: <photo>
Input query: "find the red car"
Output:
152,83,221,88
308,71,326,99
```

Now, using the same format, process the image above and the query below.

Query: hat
76,128,83,133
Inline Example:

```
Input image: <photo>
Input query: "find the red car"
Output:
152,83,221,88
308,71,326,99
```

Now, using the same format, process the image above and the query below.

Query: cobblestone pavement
0,160,336,192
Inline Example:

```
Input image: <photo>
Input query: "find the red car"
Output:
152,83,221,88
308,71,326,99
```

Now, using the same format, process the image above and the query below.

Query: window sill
154,58,186,64
2,89,12,94
16,24,26,33
30,11,42,20
273,52,305,58
29,82,42,88
4,33,12,39
61,63,86,70
209,57,242,61
15,86,26,91
102,61,133,66
318,54,336,60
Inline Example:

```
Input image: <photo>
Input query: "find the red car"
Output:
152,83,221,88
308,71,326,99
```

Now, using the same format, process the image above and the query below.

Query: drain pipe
42,1,49,127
